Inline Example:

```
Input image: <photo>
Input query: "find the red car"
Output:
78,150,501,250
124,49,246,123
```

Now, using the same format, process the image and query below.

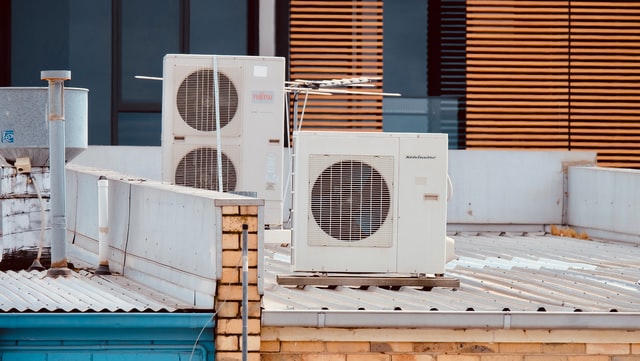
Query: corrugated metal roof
0,269,193,312
263,233,640,314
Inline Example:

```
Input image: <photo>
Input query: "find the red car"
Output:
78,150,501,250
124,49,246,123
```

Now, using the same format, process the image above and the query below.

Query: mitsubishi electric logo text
405,155,436,160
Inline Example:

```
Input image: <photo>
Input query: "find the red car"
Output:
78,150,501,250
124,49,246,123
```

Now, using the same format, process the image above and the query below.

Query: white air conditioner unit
292,131,449,274
161,54,285,227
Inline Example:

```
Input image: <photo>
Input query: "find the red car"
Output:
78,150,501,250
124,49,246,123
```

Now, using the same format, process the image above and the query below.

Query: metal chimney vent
0,87,88,166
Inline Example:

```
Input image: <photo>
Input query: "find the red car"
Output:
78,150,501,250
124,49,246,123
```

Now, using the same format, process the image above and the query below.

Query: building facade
2,0,639,167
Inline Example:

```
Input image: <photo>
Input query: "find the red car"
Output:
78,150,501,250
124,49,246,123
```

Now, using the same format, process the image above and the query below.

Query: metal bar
213,56,223,192
262,310,640,330
41,70,72,277
242,223,249,361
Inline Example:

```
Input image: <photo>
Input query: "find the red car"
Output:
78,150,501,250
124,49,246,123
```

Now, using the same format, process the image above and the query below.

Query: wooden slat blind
569,1,640,168
289,0,384,132
466,0,640,168
466,0,571,149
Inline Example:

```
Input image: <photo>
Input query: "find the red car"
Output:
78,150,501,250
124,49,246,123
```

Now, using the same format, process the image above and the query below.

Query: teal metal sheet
0,313,215,361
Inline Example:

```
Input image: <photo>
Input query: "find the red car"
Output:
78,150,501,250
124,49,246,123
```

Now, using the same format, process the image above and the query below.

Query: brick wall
261,329,640,361
216,205,261,361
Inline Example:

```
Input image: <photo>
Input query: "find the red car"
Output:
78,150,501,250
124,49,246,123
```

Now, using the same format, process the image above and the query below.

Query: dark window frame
0,0,11,86
110,0,258,145
110,0,190,144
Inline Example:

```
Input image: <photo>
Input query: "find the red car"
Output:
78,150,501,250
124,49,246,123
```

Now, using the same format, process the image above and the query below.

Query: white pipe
96,175,111,275
242,224,249,361
27,174,46,271
262,310,640,330
41,70,71,277
212,56,223,192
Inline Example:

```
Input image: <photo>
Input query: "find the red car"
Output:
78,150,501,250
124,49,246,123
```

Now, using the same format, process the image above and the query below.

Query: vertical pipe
95,175,111,275
41,70,72,277
292,92,299,132
212,56,223,192
241,223,248,361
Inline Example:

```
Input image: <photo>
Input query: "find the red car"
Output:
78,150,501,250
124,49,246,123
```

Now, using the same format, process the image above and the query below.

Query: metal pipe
213,56,223,192
41,70,72,277
95,175,111,275
27,173,46,272
261,310,640,330
242,223,249,361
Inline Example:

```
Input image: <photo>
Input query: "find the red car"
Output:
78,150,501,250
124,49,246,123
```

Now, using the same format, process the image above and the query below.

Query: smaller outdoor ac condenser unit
161,54,285,227
292,131,449,274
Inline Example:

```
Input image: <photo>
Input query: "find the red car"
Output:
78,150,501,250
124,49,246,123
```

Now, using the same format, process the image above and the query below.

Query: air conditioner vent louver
174,147,237,191
311,159,391,242
176,69,238,131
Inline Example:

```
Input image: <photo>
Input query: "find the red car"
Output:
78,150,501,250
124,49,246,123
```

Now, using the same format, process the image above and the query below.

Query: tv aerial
284,76,400,131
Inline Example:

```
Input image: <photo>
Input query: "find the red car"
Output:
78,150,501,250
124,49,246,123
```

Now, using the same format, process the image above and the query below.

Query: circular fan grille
311,160,391,241
175,147,237,191
176,69,238,132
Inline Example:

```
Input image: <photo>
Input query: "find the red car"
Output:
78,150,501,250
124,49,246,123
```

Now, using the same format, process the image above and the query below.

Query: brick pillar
216,205,261,361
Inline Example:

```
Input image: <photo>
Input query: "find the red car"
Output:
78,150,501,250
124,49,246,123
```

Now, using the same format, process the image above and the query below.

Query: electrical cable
282,92,293,228
297,91,310,130
28,174,46,270
188,242,245,361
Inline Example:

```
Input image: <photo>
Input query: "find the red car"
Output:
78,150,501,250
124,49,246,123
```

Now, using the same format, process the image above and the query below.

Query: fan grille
310,159,391,242
175,147,237,191
176,69,238,132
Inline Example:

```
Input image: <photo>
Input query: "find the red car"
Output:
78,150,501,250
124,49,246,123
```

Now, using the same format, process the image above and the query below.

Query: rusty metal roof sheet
0,269,193,312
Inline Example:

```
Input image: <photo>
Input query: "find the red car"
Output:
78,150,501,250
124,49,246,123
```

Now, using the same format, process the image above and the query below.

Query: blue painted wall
0,313,215,361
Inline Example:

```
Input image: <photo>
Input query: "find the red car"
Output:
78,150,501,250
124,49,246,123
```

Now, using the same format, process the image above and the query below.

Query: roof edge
0,313,215,329
262,310,640,330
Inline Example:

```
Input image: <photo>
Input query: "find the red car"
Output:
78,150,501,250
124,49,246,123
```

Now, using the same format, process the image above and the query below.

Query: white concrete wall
72,146,610,233
70,145,162,180
72,145,295,226
568,166,640,243
65,163,264,308
447,150,596,230
259,0,276,56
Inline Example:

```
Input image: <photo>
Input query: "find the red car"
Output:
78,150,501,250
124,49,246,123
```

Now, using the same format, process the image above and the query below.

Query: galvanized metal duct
41,70,71,277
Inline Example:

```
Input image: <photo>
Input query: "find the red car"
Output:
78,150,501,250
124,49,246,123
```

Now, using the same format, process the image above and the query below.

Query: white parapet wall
70,145,162,180
72,145,296,226
568,166,640,244
447,150,597,231
73,146,603,233
65,163,264,308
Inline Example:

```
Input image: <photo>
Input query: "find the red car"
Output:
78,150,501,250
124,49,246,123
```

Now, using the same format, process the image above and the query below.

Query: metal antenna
284,76,400,130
